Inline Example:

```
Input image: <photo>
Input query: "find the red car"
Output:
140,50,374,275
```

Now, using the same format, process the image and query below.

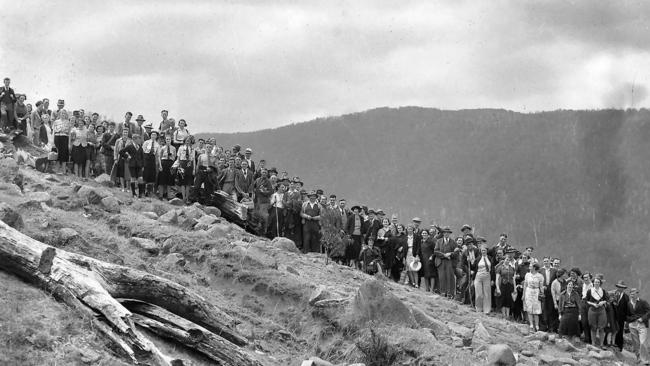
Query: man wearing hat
612,280,631,351
301,190,322,253
143,122,154,141
52,99,66,121
253,168,273,236
412,217,423,238
346,205,367,269
627,288,650,363
434,226,457,299
364,209,381,243
243,148,255,172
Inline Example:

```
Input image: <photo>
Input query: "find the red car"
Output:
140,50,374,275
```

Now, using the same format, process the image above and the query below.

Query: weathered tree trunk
0,220,256,365
122,300,262,366
206,190,263,235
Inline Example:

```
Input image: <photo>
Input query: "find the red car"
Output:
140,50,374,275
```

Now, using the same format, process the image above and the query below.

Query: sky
1,0,649,133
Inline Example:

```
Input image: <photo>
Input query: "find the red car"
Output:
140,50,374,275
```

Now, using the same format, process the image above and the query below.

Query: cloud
1,0,649,132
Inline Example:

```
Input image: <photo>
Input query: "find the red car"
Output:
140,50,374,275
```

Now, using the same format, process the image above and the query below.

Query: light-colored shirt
143,139,159,155
159,145,176,160
270,192,285,208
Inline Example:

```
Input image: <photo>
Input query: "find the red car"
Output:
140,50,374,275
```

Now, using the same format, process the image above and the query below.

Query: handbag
47,147,58,161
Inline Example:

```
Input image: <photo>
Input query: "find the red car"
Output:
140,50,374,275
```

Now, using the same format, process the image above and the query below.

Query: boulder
308,286,331,305
195,214,219,230
472,320,491,345
162,253,186,267
207,223,231,237
539,354,559,365
525,331,549,342
179,217,198,230
486,344,516,366
447,321,474,339
554,338,578,352
410,307,451,337
94,173,113,186
141,211,159,220
270,237,299,253
77,185,105,204
182,205,204,220
555,357,578,365
588,350,614,360
286,266,300,275
158,210,178,224
129,237,160,255
520,349,535,357
204,206,221,217
352,280,416,326
526,340,544,350
101,196,120,213
25,191,52,205
0,202,23,229
169,198,184,206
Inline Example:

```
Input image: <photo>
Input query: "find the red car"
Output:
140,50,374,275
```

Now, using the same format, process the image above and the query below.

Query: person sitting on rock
359,236,382,276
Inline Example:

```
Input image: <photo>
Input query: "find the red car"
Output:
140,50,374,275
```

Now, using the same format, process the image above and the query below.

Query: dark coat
364,218,381,241
346,213,368,236
613,292,631,324
120,143,144,168
433,236,456,267
235,169,254,196
540,267,558,288
627,298,650,328
401,235,421,260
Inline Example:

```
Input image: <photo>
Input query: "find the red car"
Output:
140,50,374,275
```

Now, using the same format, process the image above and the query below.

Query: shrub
355,328,399,366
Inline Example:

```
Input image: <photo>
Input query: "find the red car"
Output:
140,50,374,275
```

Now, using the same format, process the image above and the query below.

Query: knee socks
130,182,136,196
138,183,145,198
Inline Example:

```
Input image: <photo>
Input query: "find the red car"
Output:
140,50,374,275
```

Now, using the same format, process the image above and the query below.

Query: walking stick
275,206,279,237
468,255,475,308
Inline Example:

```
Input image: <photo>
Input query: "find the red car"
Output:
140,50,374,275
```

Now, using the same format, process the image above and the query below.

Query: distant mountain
200,107,650,291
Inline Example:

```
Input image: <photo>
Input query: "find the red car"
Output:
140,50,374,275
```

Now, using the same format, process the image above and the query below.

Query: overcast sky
1,0,649,132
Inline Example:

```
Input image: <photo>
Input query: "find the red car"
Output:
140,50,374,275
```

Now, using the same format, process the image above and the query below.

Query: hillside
201,107,650,293
0,134,638,365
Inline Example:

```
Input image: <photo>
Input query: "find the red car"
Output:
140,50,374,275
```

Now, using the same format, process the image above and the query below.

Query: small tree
319,207,345,265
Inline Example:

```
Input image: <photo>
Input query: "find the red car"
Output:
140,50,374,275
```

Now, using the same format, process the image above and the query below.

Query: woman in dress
85,122,97,178
52,110,71,175
157,134,177,200
345,205,364,269
474,244,494,314
385,223,405,282
559,279,582,340
403,224,421,288
584,277,609,347
172,119,190,150
523,263,545,332
119,134,145,197
94,125,106,175
14,94,28,136
175,135,194,204
581,272,594,344
69,118,88,179
142,130,160,197
376,218,393,275
114,128,132,191
419,229,436,292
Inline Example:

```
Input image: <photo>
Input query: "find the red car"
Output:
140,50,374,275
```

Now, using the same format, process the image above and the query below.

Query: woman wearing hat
345,205,365,269
386,223,406,282
558,280,582,340
523,263,545,332
403,224,421,288
175,135,195,204
419,229,437,292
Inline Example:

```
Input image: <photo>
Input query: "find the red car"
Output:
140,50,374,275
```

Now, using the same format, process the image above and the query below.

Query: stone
182,205,204,220
0,202,23,229
486,344,516,366
588,350,614,360
555,357,578,365
94,173,113,186
179,217,198,230
539,354,559,365
158,210,178,224
410,307,451,337
352,280,416,326
204,206,221,217
547,334,556,343
521,349,535,357
286,266,300,275
162,253,186,267
195,214,219,230
271,237,299,253
525,331,549,342
142,211,158,220
527,340,544,350
58,228,80,243
169,198,184,206
554,338,578,352
101,196,120,213
79,348,101,364
451,336,464,348
447,321,474,339
309,286,331,305
207,223,231,237
25,191,52,205
77,185,105,204
472,320,491,345
129,237,160,255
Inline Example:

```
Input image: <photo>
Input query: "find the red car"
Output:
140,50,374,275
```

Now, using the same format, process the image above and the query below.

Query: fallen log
0,220,252,365
122,299,262,366
205,190,264,235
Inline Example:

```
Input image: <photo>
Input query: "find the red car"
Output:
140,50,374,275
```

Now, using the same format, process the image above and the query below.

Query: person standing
495,248,518,318
114,128,132,191
142,130,160,197
585,277,609,347
612,281,631,352
117,112,135,137
100,122,118,179
268,180,285,238
403,225,421,288
627,288,650,364
119,134,145,197
14,94,28,136
172,119,190,150
283,179,304,249
523,263,545,332
559,280,582,340
345,205,366,268
541,257,559,332
70,117,89,179
243,148,255,172
254,168,273,236
0,77,17,131
235,160,254,202
301,191,321,253
176,135,195,204
434,226,457,299
473,245,493,314
157,135,176,200
30,100,44,145
158,110,173,133
419,229,436,292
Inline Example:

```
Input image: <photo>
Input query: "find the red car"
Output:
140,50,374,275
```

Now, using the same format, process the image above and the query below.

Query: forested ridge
200,107,650,293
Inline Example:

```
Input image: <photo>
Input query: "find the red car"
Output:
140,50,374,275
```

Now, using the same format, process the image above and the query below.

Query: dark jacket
120,143,144,168
235,169,254,196
101,132,118,156
346,213,367,236
613,292,631,324
253,177,273,204
364,218,381,241
401,235,421,260
0,86,16,105
627,298,650,328
434,236,457,267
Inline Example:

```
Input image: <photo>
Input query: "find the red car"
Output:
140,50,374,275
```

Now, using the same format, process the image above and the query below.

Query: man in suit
489,233,512,261
434,226,457,299
243,148,255,172
338,198,350,232
412,217,423,238
235,160,254,201
301,190,321,253
613,281,631,351
364,209,381,243
283,179,303,249
540,257,559,332
0,77,17,131
628,288,650,364
117,112,136,137
458,236,480,303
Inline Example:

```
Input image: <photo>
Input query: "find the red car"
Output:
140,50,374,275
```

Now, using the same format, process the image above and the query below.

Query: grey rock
169,198,184,206
286,266,300,275
182,205,204,220
472,319,491,345
410,306,451,337
207,223,231,237
309,286,331,305
94,173,113,186
271,237,299,253
59,228,79,241
179,217,198,230
0,202,23,229
141,211,159,220
486,344,516,366
129,237,160,255
162,253,186,267
554,338,579,352
77,185,105,204
158,210,178,224
521,349,535,357
195,214,219,230
204,206,221,217
101,196,120,213
447,321,474,339
25,191,52,205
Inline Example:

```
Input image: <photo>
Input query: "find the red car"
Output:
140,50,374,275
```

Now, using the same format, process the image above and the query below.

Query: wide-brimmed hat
476,236,487,243
409,260,422,272
307,190,318,198
505,248,517,254
135,115,145,122
351,205,361,212
461,224,473,232
615,280,628,289
441,226,453,233
412,217,422,223
376,209,385,215
368,209,376,215
143,122,153,128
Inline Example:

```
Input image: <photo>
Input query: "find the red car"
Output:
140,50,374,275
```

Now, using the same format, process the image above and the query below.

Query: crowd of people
2,77,650,364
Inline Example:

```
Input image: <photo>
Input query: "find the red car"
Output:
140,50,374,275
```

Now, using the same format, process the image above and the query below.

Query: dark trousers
614,320,625,350
543,289,559,332
193,168,214,201
302,222,320,253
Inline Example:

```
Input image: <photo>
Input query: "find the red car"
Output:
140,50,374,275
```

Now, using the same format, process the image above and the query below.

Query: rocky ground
0,134,639,366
